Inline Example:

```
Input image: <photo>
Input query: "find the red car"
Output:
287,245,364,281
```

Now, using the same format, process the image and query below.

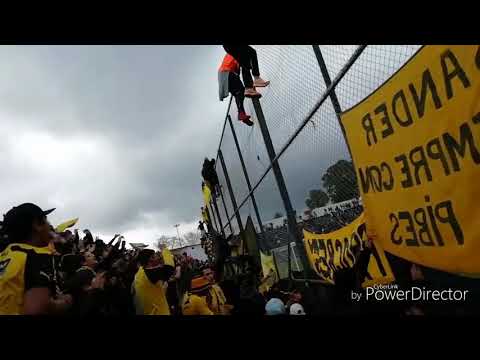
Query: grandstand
257,198,363,251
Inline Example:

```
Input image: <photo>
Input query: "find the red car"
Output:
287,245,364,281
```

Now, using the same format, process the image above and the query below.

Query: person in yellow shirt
202,267,233,315
0,203,72,315
132,248,175,315
182,275,214,316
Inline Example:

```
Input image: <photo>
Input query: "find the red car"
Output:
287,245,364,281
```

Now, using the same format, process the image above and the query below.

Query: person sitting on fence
218,53,254,126
222,45,270,98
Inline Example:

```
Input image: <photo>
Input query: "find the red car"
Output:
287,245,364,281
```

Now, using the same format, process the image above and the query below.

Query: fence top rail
222,45,368,229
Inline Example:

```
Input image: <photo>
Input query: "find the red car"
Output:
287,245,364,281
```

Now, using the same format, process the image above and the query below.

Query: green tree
273,212,284,219
305,189,329,209
321,160,359,203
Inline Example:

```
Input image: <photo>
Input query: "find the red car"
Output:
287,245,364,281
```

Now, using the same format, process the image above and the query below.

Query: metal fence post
218,183,234,234
209,199,220,233
251,98,310,281
218,149,244,235
312,45,357,161
312,46,344,119
227,115,266,239
212,194,226,238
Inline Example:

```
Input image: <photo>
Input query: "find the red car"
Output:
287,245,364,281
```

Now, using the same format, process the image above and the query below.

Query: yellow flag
55,218,79,233
162,248,175,267
260,251,277,278
259,251,278,294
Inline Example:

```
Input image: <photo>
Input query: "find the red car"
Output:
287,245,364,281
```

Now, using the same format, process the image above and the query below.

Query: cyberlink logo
351,284,469,302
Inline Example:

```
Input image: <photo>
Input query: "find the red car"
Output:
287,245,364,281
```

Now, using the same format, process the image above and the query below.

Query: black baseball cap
1,203,55,241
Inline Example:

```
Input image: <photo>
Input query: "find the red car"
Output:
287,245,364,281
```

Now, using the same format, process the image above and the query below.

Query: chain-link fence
207,45,421,280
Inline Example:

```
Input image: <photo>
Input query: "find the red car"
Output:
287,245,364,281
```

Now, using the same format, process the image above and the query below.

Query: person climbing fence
198,220,206,240
222,45,270,98
201,159,219,197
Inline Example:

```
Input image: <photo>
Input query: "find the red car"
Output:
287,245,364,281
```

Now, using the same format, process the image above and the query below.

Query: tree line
154,231,200,250
305,159,359,209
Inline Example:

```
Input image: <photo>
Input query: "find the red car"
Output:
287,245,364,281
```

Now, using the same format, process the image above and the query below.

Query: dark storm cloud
0,45,227,239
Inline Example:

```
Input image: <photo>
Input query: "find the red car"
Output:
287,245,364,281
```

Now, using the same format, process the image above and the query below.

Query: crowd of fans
304,199,363,233
0,202,310,316
257,200,364,251
3,199,478,316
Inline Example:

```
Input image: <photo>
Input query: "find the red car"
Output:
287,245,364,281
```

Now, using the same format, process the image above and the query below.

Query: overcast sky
0,45,228,245
0,45,420,247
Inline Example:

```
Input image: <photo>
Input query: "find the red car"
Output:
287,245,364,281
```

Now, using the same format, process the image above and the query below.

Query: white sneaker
253,78,270,87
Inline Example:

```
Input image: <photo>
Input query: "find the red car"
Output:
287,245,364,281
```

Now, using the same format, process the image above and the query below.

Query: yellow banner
303,213,367,284
340,45,480,273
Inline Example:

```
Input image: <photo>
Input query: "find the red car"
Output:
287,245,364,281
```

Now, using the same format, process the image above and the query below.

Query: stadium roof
129,243,149,249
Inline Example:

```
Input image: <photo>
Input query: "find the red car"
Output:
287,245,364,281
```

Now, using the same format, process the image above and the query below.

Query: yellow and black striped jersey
0,243,56,315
